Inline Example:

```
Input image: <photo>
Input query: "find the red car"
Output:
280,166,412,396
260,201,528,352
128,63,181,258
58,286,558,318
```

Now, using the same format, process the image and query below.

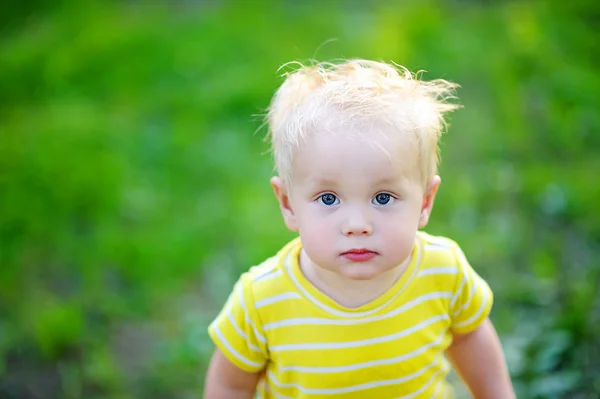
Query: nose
342,207,373,236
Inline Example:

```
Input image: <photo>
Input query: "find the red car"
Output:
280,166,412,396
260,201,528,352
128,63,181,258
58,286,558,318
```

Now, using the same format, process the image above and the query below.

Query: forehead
292,127,419,183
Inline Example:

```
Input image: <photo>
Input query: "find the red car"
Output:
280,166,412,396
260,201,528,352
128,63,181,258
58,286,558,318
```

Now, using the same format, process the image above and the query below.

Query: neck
299,250,410,308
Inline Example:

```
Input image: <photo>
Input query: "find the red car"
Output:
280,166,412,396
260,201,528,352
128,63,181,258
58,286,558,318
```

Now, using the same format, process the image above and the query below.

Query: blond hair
265,59,460,186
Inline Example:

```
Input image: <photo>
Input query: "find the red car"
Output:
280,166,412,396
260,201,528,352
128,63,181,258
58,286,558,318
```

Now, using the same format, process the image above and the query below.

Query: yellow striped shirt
208,231,493,399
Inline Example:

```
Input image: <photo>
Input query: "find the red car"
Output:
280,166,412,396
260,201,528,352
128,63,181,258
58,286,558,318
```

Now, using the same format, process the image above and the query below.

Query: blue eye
318,193,339,206
373,193,394,206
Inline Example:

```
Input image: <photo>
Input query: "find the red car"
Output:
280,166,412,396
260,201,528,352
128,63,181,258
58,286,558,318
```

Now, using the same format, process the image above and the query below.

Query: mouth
341,249,378,262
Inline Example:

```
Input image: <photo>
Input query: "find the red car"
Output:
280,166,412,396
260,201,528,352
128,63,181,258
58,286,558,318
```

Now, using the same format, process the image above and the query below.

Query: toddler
203,60,515,399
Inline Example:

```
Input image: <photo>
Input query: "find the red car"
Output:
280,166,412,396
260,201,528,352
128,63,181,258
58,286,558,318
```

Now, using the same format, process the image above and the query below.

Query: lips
341,249,377,262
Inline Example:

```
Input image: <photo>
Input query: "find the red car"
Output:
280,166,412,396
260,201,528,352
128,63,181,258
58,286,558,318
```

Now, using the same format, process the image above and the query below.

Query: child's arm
204,348,261,399
446,241,515,399
447,318,515,399
204,274,269,398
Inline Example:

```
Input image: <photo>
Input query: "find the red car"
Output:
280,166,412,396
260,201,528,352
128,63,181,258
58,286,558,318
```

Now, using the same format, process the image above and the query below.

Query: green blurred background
1,0,599,398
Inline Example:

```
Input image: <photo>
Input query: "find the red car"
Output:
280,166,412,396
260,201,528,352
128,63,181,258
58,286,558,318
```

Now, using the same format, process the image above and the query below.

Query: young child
204,60,515,399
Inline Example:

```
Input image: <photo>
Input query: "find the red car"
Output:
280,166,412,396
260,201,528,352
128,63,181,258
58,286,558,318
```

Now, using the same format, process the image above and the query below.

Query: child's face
271,128,440,281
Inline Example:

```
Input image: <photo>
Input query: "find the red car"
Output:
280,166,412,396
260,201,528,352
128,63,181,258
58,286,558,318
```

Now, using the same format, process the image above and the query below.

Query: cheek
379,200,421,224
296,208,337,259
377,203,421,241
296,204,334,228
378,220,418,263
298,212,335,240
298,227,337,267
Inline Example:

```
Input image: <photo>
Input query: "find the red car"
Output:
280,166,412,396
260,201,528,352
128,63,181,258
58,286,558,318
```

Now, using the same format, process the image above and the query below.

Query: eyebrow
373,176,401,185
312,176,403,187
312,178,339,187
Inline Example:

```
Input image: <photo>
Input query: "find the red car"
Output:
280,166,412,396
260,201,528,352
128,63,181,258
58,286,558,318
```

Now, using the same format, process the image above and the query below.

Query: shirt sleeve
207,274,268,372
449,243,494,335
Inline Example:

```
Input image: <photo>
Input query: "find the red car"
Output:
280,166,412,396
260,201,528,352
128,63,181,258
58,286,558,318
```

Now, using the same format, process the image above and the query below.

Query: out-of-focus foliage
1,1,598,398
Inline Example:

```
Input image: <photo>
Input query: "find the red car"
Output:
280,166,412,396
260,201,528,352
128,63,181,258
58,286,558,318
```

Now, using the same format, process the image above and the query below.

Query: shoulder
413,231,476,297
417,230,464,268
238,238,300,307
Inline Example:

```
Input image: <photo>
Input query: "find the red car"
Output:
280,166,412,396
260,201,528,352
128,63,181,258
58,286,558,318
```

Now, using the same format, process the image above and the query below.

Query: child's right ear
270,176,298,232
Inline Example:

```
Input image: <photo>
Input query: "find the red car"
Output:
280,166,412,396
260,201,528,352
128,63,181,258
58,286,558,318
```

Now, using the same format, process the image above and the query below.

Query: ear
270,176,298,231
418,175,441,229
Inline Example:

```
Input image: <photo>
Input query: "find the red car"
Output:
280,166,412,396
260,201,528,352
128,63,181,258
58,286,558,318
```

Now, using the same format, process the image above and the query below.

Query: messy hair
265,59,460,186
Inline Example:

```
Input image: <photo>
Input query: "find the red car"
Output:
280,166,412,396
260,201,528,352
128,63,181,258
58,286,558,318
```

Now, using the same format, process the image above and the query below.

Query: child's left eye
372,193,394,206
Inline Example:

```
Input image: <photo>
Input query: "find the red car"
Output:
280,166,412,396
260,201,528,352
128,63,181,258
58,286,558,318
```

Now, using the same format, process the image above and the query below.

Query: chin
340,265,384,281
345,273,379,281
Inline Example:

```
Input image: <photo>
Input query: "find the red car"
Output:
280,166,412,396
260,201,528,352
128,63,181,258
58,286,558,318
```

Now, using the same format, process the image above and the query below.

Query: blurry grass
0,0,599,398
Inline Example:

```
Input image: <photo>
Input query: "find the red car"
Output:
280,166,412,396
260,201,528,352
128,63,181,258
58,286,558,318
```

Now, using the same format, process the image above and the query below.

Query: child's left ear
419,175,441,228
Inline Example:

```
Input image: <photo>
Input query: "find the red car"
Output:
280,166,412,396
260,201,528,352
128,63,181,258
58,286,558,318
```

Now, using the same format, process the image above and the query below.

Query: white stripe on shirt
255,292,302,308
212,324,263,369
278,331,447,373
453,285,490,328
236,283,267,343
226,311,262,352
417,267,458,277
263,291,452,331
270,314,448,351
267,360,439,395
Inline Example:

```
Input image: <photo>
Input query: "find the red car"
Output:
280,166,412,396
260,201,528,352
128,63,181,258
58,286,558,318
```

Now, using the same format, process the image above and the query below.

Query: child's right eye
317,193,339,206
